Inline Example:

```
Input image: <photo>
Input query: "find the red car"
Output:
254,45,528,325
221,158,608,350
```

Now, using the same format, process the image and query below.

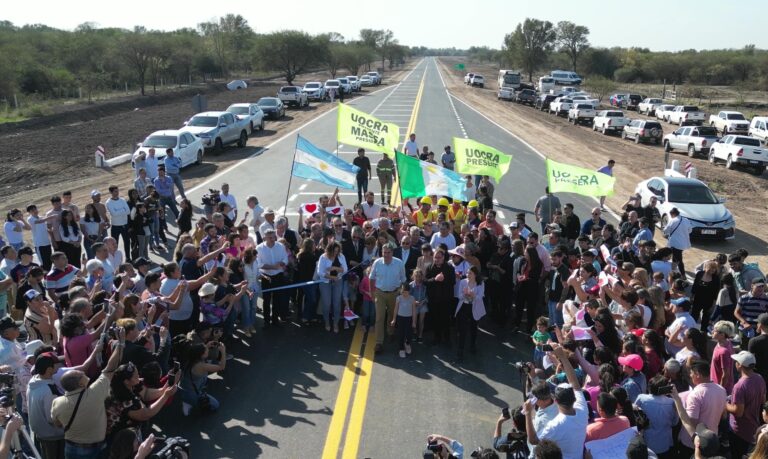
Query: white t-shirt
528,402,560,458
430,233,457,251
361,202,381,221
106,198,131,226
248,204,264,229
4,221,23,245
538,390,589,459
404,140,419,157
27,216,51,247
220,193,237,221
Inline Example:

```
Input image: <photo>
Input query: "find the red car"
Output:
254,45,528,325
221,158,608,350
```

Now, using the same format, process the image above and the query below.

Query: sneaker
244,330,252,338
182,402,192,416
405,344,412,355
399,350,406,358
333,326,339,334
325,324,331,332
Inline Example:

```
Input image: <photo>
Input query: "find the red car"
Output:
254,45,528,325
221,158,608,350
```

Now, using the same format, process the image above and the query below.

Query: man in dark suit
394,235,419,279
343,225,365,269
331,216,351,245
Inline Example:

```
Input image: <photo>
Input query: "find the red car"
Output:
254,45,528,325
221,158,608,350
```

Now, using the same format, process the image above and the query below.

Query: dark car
256,97,285,120
515,89,537,106
535,94,557,111
623,119,663,144
626,94,645,111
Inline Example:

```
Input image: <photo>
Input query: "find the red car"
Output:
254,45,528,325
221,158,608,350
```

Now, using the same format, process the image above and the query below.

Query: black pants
36,244,52,271
692,301,713,331
672,247,685,275
262,273,288,324
456,302,478,356
58,241,81,266
730,431,751,459
356,177,368,203
110,224,131,258
516,280,539,330
396,315,413,350
430,299,452,344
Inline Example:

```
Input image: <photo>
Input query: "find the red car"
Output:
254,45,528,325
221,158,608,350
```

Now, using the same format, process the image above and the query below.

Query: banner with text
546,159,615,197
452,137,512,182
337,103,400,154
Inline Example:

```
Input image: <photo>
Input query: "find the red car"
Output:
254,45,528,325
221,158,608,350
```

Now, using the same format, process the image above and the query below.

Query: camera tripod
1,397,42,459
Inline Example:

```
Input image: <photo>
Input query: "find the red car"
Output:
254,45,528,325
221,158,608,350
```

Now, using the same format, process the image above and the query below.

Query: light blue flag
292,135,359,190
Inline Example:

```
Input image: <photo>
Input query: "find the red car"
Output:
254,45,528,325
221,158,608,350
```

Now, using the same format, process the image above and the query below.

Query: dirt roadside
2,61,417,243
437,58,768,270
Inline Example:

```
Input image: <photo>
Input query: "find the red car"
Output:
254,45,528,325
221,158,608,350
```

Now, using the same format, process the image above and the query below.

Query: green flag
337,103,400,154
452,137,512,182
395,152,467,201
454,63,465,70
546,159,615,197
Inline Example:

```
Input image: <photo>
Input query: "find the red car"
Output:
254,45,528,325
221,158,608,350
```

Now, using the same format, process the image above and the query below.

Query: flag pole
393,149,406,220
282,135,299,219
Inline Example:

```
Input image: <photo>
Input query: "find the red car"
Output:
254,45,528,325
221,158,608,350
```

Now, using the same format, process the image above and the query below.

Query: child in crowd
532,316,552,368
410,269,428,343
391,283,416,358
359,267,375,333
652,271,669,293
342,272,359,330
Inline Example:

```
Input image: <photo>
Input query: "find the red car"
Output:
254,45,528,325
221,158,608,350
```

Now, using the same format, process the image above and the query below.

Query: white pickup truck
663,125,720,158
570,95,599,107
549,97,574,116
709,135,767,175
638,98,663,116
592,110,630,135
656,104,676,122
709,111,750,135
568,104,597,126
183,111,250,152
667,105,706,126
278,86,309,107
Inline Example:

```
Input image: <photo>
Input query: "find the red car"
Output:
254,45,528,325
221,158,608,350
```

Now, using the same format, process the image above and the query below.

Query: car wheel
663,141,671,152
260,120,265,131
726,155,735,170
709,151,716,164
654,137,660,145
250,122,255,133
749,166,764,176
621,130,627,140
214,138,224,154
196,150,203,165
592,124,597,131
237,131,247,148
635,134,641,144
602,126,608,135
687,145,696,158
678,119,683,126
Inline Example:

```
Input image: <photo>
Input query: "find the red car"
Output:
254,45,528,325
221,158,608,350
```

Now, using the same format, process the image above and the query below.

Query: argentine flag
292,135,359,190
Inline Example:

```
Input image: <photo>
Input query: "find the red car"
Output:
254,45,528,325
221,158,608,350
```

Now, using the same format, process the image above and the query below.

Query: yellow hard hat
420,196,433,205
468,200,479,208
437,197,450,207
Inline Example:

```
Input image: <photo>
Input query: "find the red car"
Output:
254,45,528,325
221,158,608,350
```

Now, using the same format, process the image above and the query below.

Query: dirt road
438,58,768,269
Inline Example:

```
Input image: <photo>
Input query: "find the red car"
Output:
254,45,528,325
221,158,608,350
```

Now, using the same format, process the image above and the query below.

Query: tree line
0,18,409,102
466,18,768,89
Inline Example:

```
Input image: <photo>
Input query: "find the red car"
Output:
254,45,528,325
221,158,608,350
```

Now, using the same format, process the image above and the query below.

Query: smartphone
541,344,554,352
172,360,181,373
657,385,674,395
501,407,510,419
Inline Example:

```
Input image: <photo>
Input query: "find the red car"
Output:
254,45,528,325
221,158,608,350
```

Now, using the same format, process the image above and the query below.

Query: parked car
359,75,374,87
571,94,599,107
559,86,580,95
549,97,574,116
635,176,735,240
463,73,475,84
638,98,663,116
366,71,382,85
663,125,720,158
538,76,555,94
622,119,663,144
346,76,361,91
278,86,309,108
498,87,515,101
470,75,485,87
324,79,342,97
226,103,265,133
535,94,557,111
709,135,767,175
183,111,249,152
709,111,750,135
550,70,582,85
515,89,537,105
302,82,326,101
609,93,628,108
667,105,706,126
226,80,247,90
625,94,645,111
256,97,286,120
568,104,597,126
656,104,677,122
337,77,353,94
750,116,768,142
593,110,630,135
134,130,204,168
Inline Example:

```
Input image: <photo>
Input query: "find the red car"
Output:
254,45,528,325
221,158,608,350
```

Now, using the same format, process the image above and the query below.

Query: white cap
732,351,757,367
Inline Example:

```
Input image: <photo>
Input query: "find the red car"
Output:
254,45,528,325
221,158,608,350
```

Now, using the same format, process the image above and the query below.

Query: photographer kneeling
493,406,529,458
179,342,226,416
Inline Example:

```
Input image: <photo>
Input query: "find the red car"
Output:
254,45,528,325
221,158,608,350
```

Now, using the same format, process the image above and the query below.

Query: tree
583,75,616,102
359,29,395,70
340,43,376,75
120,28,153,96
555,21,589,71
254,31,323,85
503,18,556,82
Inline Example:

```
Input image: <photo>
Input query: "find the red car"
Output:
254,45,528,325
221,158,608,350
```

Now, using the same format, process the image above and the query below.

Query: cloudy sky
5,0,766,51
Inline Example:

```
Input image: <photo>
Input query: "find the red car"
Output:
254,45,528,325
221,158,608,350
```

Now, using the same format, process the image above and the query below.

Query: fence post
125,82,128,93
13,94,18,109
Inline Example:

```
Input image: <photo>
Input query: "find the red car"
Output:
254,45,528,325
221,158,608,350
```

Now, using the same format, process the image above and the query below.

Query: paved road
152,58,616,458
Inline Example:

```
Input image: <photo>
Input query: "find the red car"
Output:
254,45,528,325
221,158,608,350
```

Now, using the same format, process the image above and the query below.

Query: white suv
551,70,582,85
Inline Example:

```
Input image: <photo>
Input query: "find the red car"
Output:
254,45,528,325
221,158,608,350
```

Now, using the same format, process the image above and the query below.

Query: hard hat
420,196,432,205
437,197,450,207
468,200,479,208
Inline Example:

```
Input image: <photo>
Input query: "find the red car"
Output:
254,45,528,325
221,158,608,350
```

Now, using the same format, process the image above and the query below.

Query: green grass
0,114,29,124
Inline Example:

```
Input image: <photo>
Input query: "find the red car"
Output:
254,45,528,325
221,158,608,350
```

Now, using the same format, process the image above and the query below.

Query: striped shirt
737,293,768,324
45,265,80,295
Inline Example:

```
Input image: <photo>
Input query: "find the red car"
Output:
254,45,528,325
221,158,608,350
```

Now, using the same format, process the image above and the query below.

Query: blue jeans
149,213,161,246
64,441,105,459
547,300,564,328
159,196,179,220
362,299,376,327
356,177,368,203
179,387,220,412
319,280,343,324
301,284,319,321
169,173,186,199
241,294,256,328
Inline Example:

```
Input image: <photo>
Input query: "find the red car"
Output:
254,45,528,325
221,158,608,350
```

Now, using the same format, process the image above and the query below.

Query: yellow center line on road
320,63,428,459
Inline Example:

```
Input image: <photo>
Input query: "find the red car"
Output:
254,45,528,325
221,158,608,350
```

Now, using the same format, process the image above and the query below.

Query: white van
538,76,555,94
551,70,582,85
749,116,768,142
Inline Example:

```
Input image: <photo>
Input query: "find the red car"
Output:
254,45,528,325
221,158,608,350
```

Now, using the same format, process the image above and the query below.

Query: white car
470,75,485,87
549,97,574,116
635,176,735,240
638,98,663,116
708,135,767,175
324,79,342,98
366,71,381,85
359,75,374,87
656,104,676,121
226,80,247,90
570,94,599,106
345,76,361,91
337,77,353,94
134,130,204,168
463,73,475,84
226,103,265,133
303,82,326,101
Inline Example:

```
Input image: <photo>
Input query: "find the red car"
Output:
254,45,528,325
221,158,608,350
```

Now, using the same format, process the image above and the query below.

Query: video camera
148,436,191,459
0,372,15,387
423,440,444,459
201,189,221,208
513,362,532,374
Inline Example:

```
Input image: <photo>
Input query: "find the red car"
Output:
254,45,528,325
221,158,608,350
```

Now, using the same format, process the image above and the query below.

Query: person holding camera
424,433,465,458
493,406,530,459
178,341,226,416
634,375,678,458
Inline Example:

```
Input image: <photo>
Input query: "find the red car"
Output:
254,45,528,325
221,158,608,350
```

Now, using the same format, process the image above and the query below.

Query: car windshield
305,83,320,88
258,99,277,106
607,112,623,117
281,87,297,93
734,137,761,146
228,107,249,115
187,116,218,127
668,183,719,204
682,106,699,112
726,113,746,120
326,82,340,87
142,135,177,148
504,74,521,85
696,127,719,136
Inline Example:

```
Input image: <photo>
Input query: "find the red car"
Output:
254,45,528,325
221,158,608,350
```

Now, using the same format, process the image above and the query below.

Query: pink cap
618,354,644,372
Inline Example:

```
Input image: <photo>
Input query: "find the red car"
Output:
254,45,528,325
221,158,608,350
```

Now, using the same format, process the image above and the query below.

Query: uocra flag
292,135,359,190
546,159,615,197
452,137,512,182
395,152,466,201
337,103,400,154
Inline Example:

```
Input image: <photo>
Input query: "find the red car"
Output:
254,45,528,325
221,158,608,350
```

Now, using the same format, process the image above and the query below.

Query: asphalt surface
151,58,616,458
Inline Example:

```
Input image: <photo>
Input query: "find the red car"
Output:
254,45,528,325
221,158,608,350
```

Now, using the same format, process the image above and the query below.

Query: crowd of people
0,141,766,459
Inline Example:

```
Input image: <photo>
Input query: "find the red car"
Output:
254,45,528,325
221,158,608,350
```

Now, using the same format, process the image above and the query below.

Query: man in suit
394,235,419,279
331,216,351,245
343,225,365,269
